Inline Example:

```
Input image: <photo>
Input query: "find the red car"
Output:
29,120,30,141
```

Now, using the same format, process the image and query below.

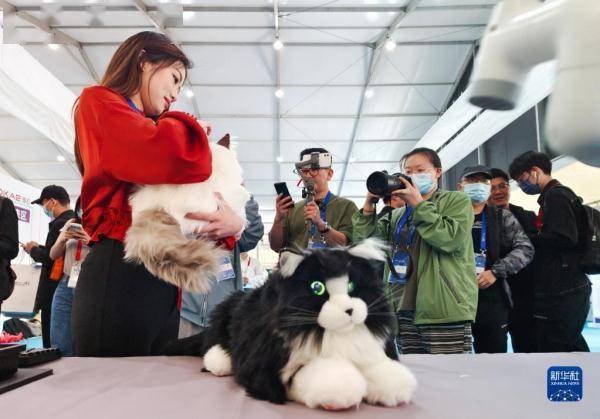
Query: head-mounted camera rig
294,152,332,173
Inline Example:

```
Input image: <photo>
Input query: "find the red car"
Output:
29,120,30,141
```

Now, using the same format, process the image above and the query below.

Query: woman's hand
393,177,424,208
185,193,245,241
197,120,212,136
61,219,91,244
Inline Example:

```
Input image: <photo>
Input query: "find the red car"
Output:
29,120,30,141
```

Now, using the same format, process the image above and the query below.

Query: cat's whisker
367,287,404,309
286,305,319,315
279,322,318,328
280,317,319,323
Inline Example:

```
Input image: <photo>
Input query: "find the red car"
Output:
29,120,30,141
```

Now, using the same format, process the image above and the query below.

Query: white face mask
463,183,491,204
411,172,436,195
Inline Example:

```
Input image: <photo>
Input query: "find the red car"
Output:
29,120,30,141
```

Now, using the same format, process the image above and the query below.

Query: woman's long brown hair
74,31,192,176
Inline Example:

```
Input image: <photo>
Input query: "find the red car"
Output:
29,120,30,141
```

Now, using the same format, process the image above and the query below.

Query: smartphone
68,223,83,232
274,182,291,198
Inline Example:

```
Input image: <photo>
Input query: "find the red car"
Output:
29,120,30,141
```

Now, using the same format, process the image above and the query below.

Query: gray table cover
1,353,598,419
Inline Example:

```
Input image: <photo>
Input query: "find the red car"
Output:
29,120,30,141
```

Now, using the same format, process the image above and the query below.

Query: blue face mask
43,201,54,219
518,171,541,195
463,183,491,204
411,172,436,195
77,209,83,219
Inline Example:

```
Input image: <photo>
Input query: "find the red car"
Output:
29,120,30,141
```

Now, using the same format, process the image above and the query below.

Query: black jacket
32,209,75,311
0,198,19,261
0,198,19,304
533,180,589,296
506,204,537,307
480,205,534,307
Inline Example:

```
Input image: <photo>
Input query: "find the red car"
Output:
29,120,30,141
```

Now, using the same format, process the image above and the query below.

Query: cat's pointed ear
279,249,306,278
217,133,231,149
348,238,387,262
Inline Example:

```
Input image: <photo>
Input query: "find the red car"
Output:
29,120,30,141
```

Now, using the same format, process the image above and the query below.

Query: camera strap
392,207,415,249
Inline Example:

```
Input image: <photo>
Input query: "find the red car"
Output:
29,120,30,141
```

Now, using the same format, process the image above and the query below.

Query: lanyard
74,240,83,262
310,191,332,235
126,97,143,115
480,211,487,254
393,207,416,250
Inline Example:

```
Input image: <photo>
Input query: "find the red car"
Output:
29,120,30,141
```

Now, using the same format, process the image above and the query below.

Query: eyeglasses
293,168,322,176
491,182,510,192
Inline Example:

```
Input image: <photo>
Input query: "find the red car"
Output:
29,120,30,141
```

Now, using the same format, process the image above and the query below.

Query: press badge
388,252,409,285
475,253,486,275
68,263,81,288
217,256,235,282
308,239,327,250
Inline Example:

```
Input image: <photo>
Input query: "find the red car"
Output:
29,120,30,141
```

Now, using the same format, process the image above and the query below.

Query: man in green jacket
269,148,357,251
353,148,477,354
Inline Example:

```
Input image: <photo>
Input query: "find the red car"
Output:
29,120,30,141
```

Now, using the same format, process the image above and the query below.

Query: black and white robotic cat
166,239,417,410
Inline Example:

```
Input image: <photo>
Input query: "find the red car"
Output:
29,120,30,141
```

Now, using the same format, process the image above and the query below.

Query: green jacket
352,190,477,325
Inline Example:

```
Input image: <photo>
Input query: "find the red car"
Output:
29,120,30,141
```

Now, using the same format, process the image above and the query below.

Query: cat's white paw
289,357,366,410
362,360,417,406
203,344,233,376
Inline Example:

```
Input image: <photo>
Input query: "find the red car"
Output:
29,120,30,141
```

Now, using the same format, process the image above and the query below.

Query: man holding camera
269,148,358,251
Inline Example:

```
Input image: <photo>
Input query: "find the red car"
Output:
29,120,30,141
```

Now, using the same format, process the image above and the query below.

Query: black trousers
533,283,591,353
472,299,509,354
508,304,537,353
71,239,179,356
41,307,51,348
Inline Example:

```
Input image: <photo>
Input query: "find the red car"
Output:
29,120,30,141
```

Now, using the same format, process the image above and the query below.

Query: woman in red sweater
71,31,244,356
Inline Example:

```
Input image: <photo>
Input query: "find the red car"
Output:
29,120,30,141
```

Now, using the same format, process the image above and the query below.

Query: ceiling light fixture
385,35,397,51
273,38,284,51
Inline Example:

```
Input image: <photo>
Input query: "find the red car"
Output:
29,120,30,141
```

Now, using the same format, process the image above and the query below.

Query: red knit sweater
76,86,215,244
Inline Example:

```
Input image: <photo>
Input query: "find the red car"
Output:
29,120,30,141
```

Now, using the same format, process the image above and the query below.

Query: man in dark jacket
489,168,538,352
22,185,74,348
458,166,534,353
509,152,591,352
0,196,19,311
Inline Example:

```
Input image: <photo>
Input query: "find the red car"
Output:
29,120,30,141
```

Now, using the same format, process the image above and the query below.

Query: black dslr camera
366,171,412,198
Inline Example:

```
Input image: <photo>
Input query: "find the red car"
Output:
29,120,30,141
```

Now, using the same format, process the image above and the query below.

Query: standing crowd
0,31,592,357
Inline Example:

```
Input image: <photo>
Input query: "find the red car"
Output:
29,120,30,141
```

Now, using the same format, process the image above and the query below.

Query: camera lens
367,171,405,196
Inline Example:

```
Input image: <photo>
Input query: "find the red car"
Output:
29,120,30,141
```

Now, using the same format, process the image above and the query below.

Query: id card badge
217,256,235,282
308,239,327,250
475,253,486,275
68,263,81,288
388,252,409,285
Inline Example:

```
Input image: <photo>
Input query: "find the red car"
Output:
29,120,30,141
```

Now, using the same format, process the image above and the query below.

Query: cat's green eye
348,282,355,293
310,281,326,296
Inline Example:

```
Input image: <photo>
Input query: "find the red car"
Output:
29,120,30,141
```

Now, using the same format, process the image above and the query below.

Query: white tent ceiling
0,0,498,231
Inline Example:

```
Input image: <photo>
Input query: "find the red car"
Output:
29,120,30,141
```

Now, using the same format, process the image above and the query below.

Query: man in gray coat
179,196,264,337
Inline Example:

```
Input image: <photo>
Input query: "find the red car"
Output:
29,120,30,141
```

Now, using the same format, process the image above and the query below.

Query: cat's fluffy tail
124,208,225,293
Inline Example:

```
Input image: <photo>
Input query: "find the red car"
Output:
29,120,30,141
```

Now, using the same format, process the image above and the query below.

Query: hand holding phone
274,182,291,198
68,223,83,232
274,182,294,221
